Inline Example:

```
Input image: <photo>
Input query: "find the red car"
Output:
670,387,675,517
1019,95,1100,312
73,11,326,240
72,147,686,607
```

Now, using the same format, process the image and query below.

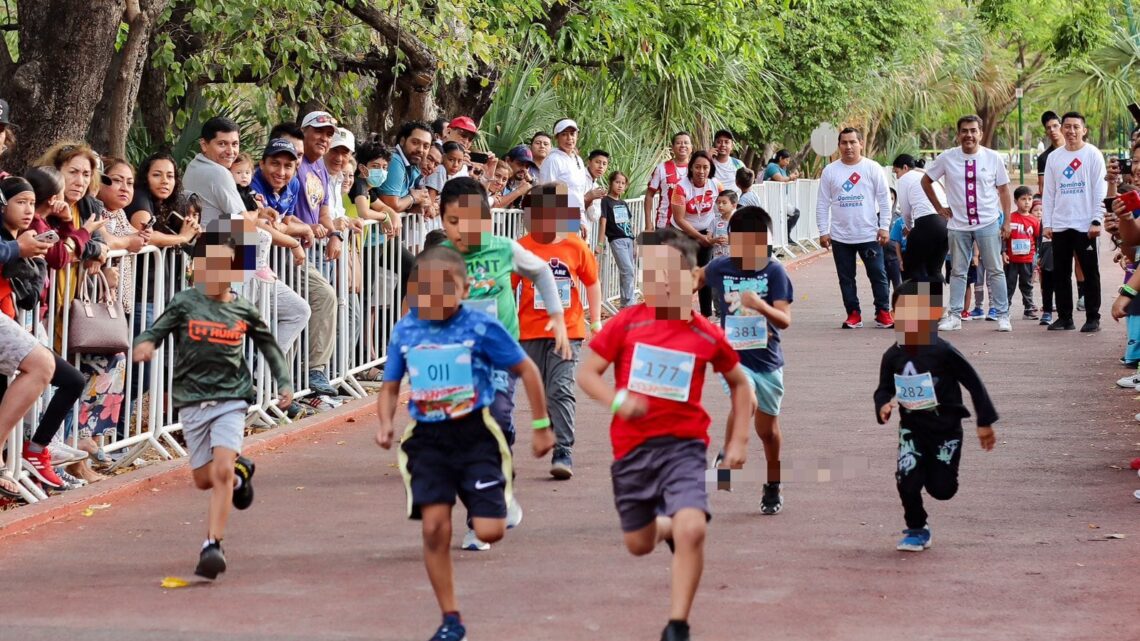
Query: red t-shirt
589,303,739,460
1005,211,1037,264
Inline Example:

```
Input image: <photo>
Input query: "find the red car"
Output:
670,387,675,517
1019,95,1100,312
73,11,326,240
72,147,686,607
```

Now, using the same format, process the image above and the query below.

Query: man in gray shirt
182,117,247,225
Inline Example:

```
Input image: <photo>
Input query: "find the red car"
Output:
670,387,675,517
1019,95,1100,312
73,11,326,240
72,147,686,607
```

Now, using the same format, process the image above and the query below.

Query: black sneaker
661,620,691,641
1079,320,1100,333
195,541,226,579
760,482,783,515
233,456,255,510
1048,318,1076,331
429,613,466,641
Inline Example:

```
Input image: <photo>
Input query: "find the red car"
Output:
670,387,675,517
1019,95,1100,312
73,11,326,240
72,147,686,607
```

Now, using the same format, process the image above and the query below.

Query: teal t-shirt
444,234,521,338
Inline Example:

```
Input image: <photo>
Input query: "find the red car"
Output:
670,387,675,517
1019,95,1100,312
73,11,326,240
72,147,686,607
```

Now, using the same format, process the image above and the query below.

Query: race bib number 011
408,344,476,419
535,279,572,311
894,372,937,411
724,315,767,350
628,343,696,402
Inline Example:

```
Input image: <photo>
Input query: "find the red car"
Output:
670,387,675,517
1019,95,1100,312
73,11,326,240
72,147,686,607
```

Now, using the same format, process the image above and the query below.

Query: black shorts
398,408,513,520
611,437,710,533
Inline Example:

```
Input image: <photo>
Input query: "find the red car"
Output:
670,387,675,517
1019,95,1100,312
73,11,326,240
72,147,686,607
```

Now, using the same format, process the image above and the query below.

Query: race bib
1011,238,1031,256
613,204,630,224
628,343,696,402
534,279,572,311
408,344,476,419
462,297,498,318
894,372,937,411
724,315,768,350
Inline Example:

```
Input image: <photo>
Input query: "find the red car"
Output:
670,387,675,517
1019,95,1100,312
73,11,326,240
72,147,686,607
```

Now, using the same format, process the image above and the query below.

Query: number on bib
893,372,937,411
724,314,768,350
613,204,630,224
408,344,476,419
534,278,572,311
1010,238,1031,256
628,343,696,402
462,297,499,318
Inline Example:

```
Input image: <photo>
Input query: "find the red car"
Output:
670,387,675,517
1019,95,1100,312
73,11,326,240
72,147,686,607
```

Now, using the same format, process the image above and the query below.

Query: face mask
367,168,387,188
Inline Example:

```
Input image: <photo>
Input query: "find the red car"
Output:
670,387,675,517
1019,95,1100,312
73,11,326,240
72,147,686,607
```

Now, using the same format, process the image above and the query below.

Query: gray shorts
0,313,38,377
611,437,710,533
179,399,248,469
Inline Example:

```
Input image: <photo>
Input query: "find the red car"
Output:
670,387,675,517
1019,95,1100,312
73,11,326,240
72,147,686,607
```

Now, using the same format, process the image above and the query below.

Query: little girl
488,162,527,209
711,190,736,259
597,171,636,308
230,153,259,212
425,141,467,202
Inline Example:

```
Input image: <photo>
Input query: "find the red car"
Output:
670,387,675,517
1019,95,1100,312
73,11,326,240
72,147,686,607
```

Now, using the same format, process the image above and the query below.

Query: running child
133,219,293,579
701,206,793,515
375,244,553,641
438,176,566,550
874,279,998,552
1003,186,1039,319
577,227,755,641
513,182,601,479
597,170,636,308
711,191,735,259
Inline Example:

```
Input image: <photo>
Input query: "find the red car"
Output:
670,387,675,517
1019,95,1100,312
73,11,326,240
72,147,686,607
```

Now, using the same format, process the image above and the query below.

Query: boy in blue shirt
886,214,905,293
375,245,553,641
701,206,794,515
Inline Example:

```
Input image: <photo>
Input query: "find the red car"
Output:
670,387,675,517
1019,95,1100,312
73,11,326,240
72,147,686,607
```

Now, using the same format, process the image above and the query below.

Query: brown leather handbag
68,272,129,355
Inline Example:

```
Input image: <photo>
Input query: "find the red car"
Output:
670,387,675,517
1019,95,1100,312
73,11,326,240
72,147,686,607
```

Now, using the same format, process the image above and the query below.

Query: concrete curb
0,396,379,541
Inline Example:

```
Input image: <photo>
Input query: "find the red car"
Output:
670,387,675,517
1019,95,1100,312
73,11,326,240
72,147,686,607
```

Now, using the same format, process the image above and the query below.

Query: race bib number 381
628,343,696,402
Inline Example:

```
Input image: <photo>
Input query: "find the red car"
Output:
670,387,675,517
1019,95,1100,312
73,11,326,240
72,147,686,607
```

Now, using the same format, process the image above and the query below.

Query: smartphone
1122,158,1133,176
469,151,490,164
35,230,59,244
141,217,155,231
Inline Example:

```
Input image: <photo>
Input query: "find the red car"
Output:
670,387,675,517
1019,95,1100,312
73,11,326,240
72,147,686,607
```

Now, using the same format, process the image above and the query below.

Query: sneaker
1048,318,1076,331
22,445,63,489
842,311,863,329
760,482,783,515
1023,309,1039,320
985,307,998,321
1123,359,1139,369
896,526,932,552
506,495,523,529
232,456,255,510
461,529,490,551
49,442,88,467
1116,373,1140,389
55,468,86,490
960,310,971,320
1134,489,1140,501
550,455,573,480
308,368,338,396
1077,295,1086,311
285,401,314,420
1039,312,1053,326
874,310,894,329
661,620,691,641
937,315,962,331
1080,319,1100,333
969,307,985,320
302,395,341,411
195,541,227,579
430,613,466,641
996,316,1012,332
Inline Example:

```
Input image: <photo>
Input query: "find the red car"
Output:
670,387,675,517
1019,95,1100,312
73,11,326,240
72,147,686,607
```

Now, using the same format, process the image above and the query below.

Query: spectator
27,166,100,273
539,119,601,237
711,129,746,193
504,144,539,187
378,121,432,215
325,128,358,226
763,150,799,183
597,170,636,307
230,152,258,211
0,310,55,498
426,141,468,202
737,167,761,208
644,131,693,229
182,117,251,225
530,131,552,169
270,122,305,157
670,150,723,317
430,117,447,145
1036,111,1063,195
0,98,14,178
892,154,946,281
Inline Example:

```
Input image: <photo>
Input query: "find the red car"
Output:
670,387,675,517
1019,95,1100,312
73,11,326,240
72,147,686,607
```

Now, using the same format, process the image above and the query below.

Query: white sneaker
1116,373,1140,389
50,442,89,466
996,317,1012,332
506,495,523,529
938,315,962,331
461,529,490,551
1134,489,1140,501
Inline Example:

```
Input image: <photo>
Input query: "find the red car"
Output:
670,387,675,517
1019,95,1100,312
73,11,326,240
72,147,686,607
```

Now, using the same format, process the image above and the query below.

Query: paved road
1,252,1138,641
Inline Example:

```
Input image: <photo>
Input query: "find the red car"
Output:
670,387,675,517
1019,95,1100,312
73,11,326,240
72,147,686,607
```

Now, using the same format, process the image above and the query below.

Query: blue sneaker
308,368,338,396
430,614,466,641
985,307,998,321
896,526,932,552
969,307,984,320
1039,312,1053,326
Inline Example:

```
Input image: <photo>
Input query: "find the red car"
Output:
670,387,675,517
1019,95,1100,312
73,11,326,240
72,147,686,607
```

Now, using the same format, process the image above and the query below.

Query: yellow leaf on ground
81,508,94,517
160,577,189,589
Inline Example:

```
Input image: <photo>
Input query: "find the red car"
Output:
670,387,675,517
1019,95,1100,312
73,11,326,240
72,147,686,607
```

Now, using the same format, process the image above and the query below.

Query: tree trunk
434,64,500,127
0,0,126,173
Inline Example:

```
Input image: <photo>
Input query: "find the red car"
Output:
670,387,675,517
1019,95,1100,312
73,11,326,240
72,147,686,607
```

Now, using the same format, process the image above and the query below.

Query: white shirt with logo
670,177,723,233
814,158,891,244
924,146,1010,232
1042,143,1107,233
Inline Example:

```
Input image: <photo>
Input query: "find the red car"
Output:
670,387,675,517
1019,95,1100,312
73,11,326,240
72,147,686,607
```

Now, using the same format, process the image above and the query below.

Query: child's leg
755,412,782,484
206,447,238,541
668,507,707,622
622,515,673,556
963,283,974,313
181,401,248,541
1004,264,1018,312
1126,316,1140,363
895,427,929,529
1019,264,1035,310
420,504,458,613
489,369,518,448
1040,268,1054,313
921,428,963,503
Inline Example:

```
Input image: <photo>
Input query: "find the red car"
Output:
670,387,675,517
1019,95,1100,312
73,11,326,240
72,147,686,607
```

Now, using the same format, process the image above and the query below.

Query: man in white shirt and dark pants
1043,111,1107,332
923,115,1014,332
816,128,894,329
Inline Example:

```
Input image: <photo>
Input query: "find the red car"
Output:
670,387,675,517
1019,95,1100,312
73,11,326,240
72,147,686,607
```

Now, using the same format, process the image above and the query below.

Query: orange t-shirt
513,234,598,340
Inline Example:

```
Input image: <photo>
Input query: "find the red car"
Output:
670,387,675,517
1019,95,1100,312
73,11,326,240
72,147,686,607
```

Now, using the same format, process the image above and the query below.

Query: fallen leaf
160,577,189,589
337,441,346,445
1106,533,1126,539
1089,523,1100,529
346,417,357,423
1109,465,1122,470
296,486,305,491
81,508,94,517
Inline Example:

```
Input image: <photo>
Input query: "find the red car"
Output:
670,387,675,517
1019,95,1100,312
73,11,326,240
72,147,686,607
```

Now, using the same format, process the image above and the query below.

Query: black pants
696,230,713,317
896,421,963,529
1004,263,1034,312
1040,268,1055,313
0,353,85,447
1052,229,1100,322
902,214,949,282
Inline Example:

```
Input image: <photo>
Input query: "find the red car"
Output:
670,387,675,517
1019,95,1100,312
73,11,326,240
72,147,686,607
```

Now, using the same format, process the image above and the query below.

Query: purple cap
506,144,537,168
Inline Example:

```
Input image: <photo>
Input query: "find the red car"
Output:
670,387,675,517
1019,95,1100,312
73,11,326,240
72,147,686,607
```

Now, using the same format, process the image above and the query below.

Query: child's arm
374,381,401,449
576,349,648,419
873,350,896,424
720,364,756,467
595,209,608,253
894,242,904,270
245,307,295,409
509,357,554,458
946,344,998,449
132,295,185,362
511,240,571,358
1111,263,1140,320
740,293,791,330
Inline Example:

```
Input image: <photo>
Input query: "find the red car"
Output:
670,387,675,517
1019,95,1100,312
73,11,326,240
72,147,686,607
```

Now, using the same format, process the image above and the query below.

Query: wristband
590,320,603,332
329,231,344,241
531,417,551,430
1122,285,1137,298
611,389,628,414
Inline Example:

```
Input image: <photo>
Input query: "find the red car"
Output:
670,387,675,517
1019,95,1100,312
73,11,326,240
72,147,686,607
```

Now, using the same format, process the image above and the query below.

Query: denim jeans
610,237,636,307
948,222,1008,316
831,240,890,314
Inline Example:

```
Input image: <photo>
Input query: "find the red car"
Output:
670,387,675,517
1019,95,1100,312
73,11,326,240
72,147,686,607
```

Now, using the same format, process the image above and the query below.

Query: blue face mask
367,167,387,188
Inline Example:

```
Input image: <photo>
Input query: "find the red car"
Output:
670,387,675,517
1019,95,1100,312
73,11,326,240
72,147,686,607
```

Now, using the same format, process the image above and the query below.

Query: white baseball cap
301,111,338,130
330,127,355,151
553,118,579,135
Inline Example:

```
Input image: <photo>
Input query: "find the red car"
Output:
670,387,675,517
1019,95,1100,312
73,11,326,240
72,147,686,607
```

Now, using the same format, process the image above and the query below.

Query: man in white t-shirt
1042,111,1107,332
815,128,893,329
922,115,1014,332
711,129,746,194
538,118,602,236
643,132,692,230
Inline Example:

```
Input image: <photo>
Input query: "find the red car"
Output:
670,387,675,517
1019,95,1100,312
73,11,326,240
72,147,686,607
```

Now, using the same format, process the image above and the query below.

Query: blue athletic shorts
721,365,784,417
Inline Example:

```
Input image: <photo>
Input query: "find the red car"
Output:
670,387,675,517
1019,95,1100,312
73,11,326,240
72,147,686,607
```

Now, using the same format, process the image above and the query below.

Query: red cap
448,116,478,134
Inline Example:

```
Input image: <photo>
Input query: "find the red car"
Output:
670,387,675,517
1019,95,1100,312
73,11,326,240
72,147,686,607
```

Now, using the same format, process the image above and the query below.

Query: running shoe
22,445,63,489
1039,312,1053,326
1080,320,1100,333
960,310,970,320
49,442,88,467
661,620,691,641
1048,318,1076,331
1077,296,1086,311
506,496,523,529
938,315,962,331
285,401,314,420
429,613,466,641
760,482,783,515
302,395,341,412
461,529,490,551
896,525,932,552
996,317,1012,332
842,311,862,329
195,541,227,579
56,468,86,490
1116,373,1140,389
233,456,255,510
550,454,573,480
969,307,984,320
1134,489,1140,501
985,307,998,321
1022,309,1039,320
308,368,339,396
874,310,894,329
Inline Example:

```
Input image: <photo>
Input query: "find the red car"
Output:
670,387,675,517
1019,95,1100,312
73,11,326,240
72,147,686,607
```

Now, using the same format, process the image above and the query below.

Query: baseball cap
0,99,11,126
448,116,478,134
553,118,579,135
301,111,338,129
505,144,537,168
714,129,735,141
330,127,355,151
262,138,301,160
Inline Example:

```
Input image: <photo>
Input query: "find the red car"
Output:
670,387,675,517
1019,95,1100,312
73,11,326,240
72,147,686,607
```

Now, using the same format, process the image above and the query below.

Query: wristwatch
1120,285,1137,299
329,231,344,241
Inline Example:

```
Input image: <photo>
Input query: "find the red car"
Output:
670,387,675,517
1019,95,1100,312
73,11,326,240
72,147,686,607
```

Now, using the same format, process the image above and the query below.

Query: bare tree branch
330,0,436,88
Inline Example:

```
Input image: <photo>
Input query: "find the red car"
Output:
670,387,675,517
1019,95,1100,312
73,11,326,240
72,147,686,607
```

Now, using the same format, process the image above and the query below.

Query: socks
233,476,244,490
667,620,689,631
27,442,44,454
202,538,218,549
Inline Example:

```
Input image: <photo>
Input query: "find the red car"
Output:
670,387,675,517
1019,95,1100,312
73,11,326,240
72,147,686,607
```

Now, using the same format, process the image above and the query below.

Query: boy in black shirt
874,279,997,552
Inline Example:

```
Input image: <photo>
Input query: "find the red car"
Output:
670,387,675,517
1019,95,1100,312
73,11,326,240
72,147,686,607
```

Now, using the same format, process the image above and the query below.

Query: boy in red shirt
513,182,602,479
1002,186,1039,320
577,227,755,641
